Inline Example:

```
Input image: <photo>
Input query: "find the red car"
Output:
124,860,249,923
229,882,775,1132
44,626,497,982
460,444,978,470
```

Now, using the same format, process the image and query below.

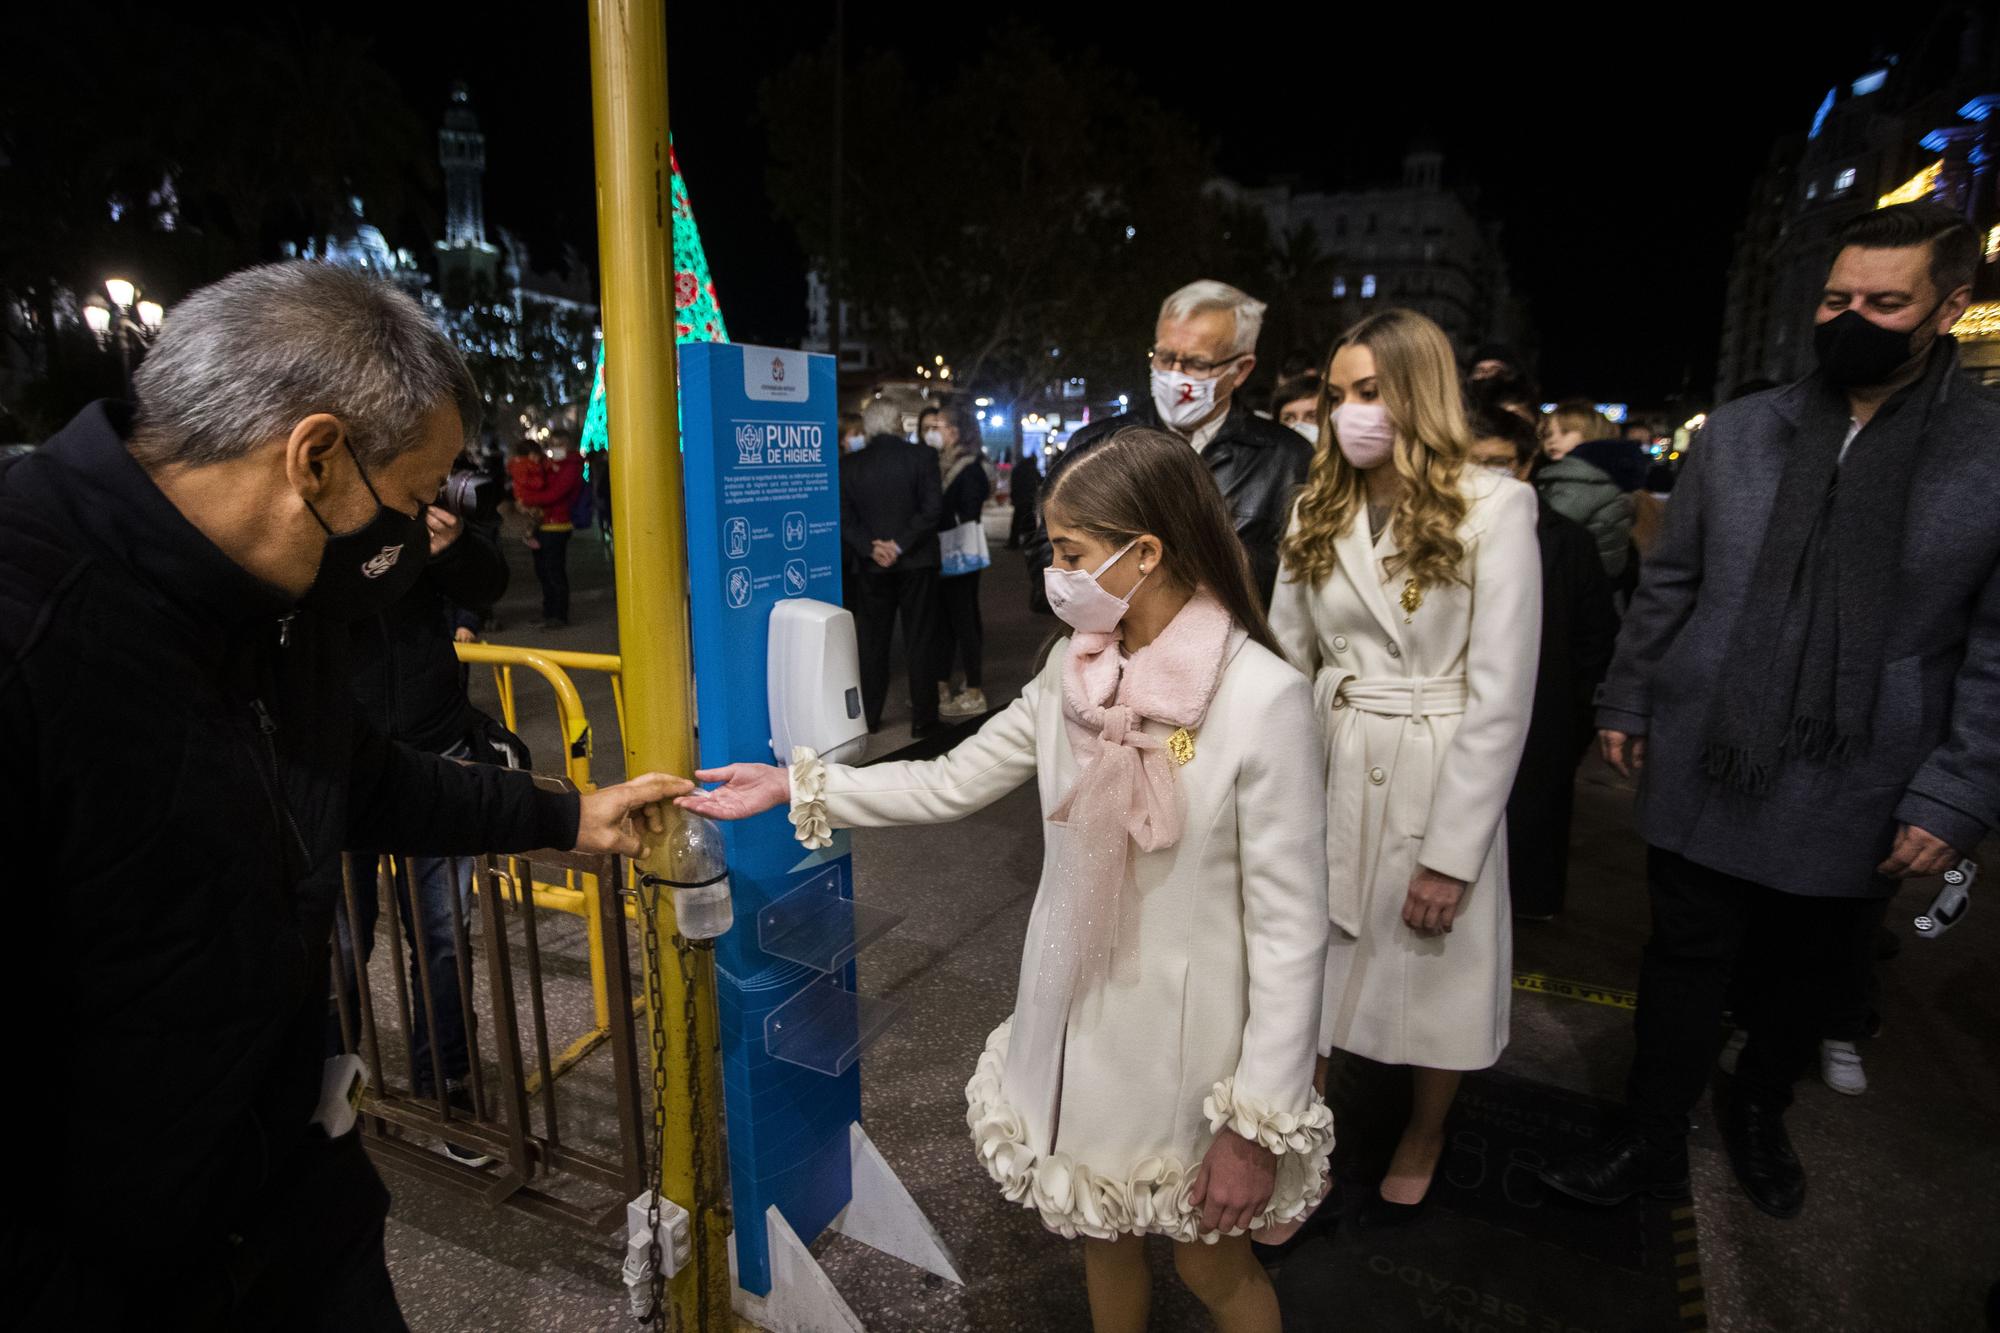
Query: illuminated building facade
1715,17,2000,397
1221,150,1525,358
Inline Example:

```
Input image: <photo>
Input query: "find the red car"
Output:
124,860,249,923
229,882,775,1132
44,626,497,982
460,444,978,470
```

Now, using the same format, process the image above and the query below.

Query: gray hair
860,396,905,439
130,261,481,470
1158,279,1266,357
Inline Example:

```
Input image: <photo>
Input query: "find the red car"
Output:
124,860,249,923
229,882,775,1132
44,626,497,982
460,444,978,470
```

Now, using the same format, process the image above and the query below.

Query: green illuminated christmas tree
580,141,729,458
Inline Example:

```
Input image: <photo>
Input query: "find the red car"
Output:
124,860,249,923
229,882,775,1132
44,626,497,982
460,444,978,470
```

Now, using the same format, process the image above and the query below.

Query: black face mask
1813,303,1941,389
298,440,429,622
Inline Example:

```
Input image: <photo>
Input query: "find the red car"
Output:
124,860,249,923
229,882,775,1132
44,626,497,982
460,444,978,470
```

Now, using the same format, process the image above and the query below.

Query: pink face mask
1043,540,1150,635
1331,401,1397,469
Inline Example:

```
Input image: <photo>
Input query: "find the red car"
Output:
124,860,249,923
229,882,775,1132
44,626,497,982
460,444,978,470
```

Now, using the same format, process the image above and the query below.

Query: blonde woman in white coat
681,428,1333,1333
1270,308,1540,1225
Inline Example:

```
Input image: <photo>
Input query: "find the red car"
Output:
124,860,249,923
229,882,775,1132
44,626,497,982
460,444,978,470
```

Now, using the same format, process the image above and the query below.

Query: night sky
261,3,1950,403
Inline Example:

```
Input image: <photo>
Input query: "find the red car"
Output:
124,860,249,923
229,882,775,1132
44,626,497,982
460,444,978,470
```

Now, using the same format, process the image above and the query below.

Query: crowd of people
6,195,1996,1331
837,397,1005,738
685,200,2000,1333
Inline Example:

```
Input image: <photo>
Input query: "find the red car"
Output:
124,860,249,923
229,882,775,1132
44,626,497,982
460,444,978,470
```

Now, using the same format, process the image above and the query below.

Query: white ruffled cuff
1202,1078,1336,1157
786,745,833,849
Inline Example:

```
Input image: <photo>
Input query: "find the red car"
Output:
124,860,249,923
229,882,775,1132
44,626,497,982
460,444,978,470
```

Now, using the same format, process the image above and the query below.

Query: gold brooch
1167,727,1196,767
1400,578,1424,622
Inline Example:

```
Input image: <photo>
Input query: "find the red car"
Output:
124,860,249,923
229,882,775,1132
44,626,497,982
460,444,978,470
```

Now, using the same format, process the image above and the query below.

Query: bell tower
436,81,499,298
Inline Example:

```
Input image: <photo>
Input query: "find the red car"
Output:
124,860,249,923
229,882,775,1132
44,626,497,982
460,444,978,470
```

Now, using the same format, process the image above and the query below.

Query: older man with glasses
1027,279,1313,608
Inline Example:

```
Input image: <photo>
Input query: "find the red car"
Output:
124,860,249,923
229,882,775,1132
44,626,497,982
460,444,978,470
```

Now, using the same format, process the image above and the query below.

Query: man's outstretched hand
574,772,694,857
676,763,790,822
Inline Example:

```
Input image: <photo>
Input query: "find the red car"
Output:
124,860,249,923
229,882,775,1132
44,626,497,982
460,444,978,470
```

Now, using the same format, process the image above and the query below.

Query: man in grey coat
1540,203,2000,1219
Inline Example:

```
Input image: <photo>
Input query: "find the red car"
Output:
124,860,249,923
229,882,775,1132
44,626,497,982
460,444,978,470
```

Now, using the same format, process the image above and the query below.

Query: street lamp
89,277,163,396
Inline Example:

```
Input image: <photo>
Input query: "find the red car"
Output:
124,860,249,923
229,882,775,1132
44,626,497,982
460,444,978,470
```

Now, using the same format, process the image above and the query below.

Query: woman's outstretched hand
675,763,790,822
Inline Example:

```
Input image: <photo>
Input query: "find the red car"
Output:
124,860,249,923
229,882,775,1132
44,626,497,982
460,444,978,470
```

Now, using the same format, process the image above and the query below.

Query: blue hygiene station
678,341,960,1329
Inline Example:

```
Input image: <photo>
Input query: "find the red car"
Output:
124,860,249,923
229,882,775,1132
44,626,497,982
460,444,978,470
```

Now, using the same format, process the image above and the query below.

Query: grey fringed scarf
1700,342,1947,793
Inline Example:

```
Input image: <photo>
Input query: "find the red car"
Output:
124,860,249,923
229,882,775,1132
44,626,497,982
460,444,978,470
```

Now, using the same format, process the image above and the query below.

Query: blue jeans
333,739,478,1097
335,852,475,1096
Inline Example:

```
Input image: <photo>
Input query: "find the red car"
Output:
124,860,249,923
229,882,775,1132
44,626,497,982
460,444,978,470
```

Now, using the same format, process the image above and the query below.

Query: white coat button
1387,642,1402,658
1369,766,1386,784
1332,635,1349,652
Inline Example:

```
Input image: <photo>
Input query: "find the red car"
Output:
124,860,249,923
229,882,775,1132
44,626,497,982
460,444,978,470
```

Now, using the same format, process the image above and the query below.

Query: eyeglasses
1147,348,1246,379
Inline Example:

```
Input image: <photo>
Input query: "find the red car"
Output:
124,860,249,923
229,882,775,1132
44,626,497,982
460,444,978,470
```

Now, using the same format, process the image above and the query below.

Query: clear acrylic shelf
758,867,905,974
764,972,904,1077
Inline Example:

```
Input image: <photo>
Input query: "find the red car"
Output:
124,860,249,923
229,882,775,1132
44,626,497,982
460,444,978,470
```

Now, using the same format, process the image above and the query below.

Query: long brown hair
1280,307,1470,591
1042,426,1282,658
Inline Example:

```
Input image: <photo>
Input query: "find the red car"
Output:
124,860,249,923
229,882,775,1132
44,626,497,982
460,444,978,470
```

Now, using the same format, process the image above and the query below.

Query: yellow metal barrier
452,640,636,1091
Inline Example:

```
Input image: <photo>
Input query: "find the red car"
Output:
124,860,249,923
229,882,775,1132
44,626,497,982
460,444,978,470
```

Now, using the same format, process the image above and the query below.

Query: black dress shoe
1718,1093,1805,1219
1251,1185,1340,1265
1359,1185,1433,1229
1537,1132,1690,1206
911,719,941,740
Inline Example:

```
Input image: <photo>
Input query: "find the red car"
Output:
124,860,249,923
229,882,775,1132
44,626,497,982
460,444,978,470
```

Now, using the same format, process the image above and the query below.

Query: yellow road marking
1512,971,1639,1010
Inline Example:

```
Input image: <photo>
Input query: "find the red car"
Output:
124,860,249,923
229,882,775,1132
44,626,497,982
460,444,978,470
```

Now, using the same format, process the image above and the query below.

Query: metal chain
633,876,671,1326
676,931,714,1333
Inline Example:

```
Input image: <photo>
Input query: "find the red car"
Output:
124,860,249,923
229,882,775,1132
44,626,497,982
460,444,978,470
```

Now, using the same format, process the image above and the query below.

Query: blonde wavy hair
1279,308,1471,591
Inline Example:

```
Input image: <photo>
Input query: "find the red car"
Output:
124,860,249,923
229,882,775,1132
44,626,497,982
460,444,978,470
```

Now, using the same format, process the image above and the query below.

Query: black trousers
1627,847,1893,1140
1729,892,1892,1043
853,566,939,729
931,569,985,690
1504,730,1584,918
531,528,571,622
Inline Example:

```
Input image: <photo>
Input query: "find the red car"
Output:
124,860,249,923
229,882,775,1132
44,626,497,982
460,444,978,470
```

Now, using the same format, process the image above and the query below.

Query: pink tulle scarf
1038,590,1241,1012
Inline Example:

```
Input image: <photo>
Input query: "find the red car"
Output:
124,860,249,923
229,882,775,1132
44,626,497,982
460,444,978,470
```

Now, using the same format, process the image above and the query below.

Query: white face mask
842,433,866,453
1288,419,1319,444
1331,401,1397,469
1042,539,1149,635
922,428,946,450
1151,367,1228,432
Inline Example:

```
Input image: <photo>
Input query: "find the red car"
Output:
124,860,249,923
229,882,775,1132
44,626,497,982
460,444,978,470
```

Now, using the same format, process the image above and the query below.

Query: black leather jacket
1025,399,1313,609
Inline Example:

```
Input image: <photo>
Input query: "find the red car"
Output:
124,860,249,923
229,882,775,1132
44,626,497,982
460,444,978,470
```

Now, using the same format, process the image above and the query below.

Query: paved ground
378,507,2000,1331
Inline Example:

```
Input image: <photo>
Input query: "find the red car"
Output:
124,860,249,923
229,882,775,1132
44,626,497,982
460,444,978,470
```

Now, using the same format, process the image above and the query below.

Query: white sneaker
1820,1039,1867,1096
938,681,954,706
941,688,987,718
1717,1027,1749,1076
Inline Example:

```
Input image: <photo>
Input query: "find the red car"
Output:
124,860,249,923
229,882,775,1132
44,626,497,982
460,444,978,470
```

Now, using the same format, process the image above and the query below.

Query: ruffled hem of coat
963,1019,1335,1243
787,746,833,849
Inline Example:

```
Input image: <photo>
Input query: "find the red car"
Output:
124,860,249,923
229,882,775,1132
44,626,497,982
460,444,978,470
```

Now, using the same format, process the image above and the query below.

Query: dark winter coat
938,451,992,530
349,515,508,754
841,433,946,573
1506,497,1620,916
1536,450,1636,579
1597,345,2000,897
1027,399,1312,608
0,403,580,1323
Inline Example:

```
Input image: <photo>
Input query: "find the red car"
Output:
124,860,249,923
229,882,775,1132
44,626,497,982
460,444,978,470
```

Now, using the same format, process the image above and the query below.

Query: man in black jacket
1470,410,1619,920
842,397,945,736
0,263,684,1330
1027,279,1312,609
339,499,513,1159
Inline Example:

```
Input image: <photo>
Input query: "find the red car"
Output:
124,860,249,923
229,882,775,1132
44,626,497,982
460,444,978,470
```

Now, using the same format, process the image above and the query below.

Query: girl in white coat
682,428,1333,1333
1270,309,1540,1224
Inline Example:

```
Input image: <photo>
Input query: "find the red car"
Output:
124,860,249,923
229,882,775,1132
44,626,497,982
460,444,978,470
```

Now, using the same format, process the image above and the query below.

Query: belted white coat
1270,470,1541,1070
786,635,1335,1241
